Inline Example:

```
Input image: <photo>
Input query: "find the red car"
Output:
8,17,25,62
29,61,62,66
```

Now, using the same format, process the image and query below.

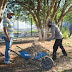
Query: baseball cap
7,10,15,15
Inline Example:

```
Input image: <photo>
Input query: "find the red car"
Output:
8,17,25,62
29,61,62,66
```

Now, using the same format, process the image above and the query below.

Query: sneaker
62,50,67,56
52,57,56,61
9,58,13,61
52,54,56,60
4,60,12,64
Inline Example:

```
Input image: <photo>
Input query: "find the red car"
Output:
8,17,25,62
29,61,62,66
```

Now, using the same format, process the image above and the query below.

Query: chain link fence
0,27,38,42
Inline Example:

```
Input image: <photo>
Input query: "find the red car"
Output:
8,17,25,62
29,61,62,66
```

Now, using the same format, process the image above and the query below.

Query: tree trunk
37,28,43,41
60,19,63,31
38,27,49,41
15,0,72,41
43,27,48,40
0,0,8,22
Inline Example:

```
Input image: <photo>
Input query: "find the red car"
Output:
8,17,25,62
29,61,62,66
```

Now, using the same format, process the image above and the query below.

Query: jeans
53,39,67,59
4,37,13,61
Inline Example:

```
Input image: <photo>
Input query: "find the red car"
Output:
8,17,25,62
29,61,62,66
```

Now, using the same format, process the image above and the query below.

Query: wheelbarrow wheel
41,57,54,70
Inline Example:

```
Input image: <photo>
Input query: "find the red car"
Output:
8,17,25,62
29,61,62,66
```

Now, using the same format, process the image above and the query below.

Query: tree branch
51,1,57,20
43,0,47,27
54,15,57,24
36,0,41,27
57,6,72,25
46,0,56,20
47,0,49,5
0,0,3,7
51,0,62,21
61,0,69,15
63,6,72,16
2,0,8,9
57,0,61,9
15,0,39,27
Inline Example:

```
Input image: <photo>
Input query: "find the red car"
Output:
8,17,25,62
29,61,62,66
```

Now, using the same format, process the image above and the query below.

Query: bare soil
0,37,72,72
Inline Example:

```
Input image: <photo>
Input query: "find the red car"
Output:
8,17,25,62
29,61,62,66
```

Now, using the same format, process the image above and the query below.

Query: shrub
61,27,69,39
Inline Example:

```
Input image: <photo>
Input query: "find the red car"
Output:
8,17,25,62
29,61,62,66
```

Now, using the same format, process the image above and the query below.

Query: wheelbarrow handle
16,45,23,50
10,50,21,57
0,52,4,56
0,50,21,57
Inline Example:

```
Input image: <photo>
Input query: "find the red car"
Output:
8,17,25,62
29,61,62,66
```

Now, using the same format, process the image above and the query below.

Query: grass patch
58,69,72,72
25,30,38,33
62,69,72,72
14,31,22,33
65,42,72,47
61,27,69,39
67,55,72,58
58,70,62,72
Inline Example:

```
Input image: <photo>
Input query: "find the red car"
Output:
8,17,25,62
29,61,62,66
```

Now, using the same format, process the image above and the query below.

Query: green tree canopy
6,0,72,40
64,11,72,24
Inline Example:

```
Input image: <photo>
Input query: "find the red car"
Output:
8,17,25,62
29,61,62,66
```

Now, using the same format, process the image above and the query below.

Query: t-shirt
48,24,63,41
3,17,14,38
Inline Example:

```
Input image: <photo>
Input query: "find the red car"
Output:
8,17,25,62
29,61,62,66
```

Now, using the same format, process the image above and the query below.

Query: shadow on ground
62,69,72,72
0,44,50,72
0,38,72,72
0,40,34,45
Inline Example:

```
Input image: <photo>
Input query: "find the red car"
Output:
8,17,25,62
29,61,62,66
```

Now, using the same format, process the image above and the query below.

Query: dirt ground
0,37,72,72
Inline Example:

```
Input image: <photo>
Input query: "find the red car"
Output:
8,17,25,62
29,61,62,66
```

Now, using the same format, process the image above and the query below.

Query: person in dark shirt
47,21,67,60
69,24,72,37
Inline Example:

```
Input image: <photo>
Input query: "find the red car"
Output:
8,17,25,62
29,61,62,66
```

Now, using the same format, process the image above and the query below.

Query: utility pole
31,18,32,36
17,17,19,37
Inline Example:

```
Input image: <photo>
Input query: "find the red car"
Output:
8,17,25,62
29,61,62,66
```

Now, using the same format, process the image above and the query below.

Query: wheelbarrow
0,36,54,70
17,46,54,70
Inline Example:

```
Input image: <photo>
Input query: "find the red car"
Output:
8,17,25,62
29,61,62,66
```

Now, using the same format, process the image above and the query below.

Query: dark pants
53,39,67,60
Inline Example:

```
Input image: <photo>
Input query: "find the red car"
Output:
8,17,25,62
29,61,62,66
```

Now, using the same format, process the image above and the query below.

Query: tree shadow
13,40,34,44
0,44,72,72
0,40,34,45
0,55,45,72
62,69,72,72
0,44,51,72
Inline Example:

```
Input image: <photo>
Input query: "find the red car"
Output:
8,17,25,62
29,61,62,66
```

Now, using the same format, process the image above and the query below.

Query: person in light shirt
3,10,15,64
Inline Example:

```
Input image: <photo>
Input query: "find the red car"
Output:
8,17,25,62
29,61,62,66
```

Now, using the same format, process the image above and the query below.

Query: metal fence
0,28,38,42
0,21,70,41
